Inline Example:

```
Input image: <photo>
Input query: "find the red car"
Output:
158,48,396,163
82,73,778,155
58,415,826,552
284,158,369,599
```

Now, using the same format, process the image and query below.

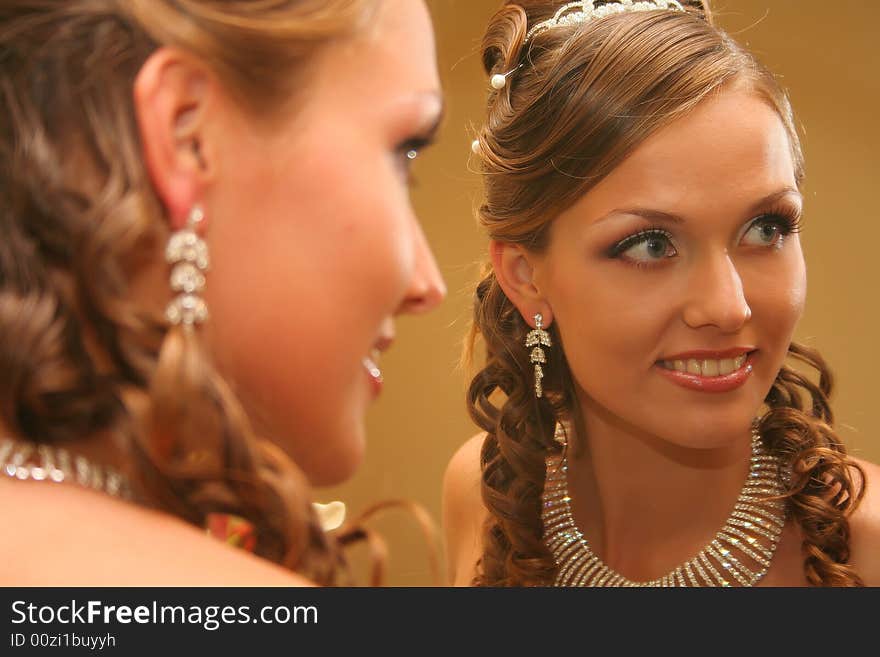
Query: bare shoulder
0,479,313,586
443,432,484,503
848,457,880,586
441,432,487,586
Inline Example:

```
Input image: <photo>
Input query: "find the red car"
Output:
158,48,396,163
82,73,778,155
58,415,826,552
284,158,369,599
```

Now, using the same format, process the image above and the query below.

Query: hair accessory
313,500,347,532
206,513,258,552
489,63,524,90
542,424,787,586
525,313,552,398
488,1,686,90
165,205,209,328
525,0,685,44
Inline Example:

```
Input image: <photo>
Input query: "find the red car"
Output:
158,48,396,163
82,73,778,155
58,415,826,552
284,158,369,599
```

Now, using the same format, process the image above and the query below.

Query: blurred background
323,0,880,585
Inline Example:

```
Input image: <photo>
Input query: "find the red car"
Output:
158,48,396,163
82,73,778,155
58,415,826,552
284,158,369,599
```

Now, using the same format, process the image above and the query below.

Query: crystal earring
525,312,552,398
165,205,209,328
554,421,567,447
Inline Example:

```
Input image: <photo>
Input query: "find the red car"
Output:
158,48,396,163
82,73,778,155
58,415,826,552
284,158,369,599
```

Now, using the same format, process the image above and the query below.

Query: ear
133,47,217,230
489,240,554,328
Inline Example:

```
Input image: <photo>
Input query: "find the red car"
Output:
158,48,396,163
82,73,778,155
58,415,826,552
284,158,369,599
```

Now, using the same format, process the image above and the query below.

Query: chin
307,457,362,487
660,412,757,451
303,427,367,487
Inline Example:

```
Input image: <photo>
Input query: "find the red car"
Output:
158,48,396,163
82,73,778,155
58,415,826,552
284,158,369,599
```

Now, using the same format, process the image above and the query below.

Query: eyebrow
594,187,804,226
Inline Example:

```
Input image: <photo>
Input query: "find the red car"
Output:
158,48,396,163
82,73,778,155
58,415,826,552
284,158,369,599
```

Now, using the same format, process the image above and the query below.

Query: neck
566,392,754,581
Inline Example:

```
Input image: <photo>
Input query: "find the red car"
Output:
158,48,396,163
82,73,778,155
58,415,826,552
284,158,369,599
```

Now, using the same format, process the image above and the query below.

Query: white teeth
718,358,736,376
661,354,750,377
701,359,719,377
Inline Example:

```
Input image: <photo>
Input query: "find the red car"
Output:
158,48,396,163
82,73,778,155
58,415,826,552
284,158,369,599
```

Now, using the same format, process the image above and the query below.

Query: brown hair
466,0,865,586
0,0,376,584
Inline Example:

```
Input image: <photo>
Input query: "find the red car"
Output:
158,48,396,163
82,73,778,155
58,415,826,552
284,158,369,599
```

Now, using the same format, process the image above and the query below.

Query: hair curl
466,0,865,587
0,0,378,584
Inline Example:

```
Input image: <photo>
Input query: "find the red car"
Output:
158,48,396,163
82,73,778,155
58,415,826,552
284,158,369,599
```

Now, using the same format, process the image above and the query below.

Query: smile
659,355,747,377
654,351,756,393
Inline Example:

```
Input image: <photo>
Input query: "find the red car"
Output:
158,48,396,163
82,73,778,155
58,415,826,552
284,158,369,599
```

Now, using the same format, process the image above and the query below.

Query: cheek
199,136,414,479
747,246,807,371
549,263,668,391
208,179,410,356
748,242,807,329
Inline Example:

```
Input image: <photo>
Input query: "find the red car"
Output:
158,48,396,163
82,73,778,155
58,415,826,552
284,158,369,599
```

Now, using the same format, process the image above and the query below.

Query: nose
398,222,446,315
682,251,751,332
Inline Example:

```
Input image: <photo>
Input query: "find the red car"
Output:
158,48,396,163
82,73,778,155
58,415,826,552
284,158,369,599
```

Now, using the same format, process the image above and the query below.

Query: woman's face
532,88,806,448
203,0,445,484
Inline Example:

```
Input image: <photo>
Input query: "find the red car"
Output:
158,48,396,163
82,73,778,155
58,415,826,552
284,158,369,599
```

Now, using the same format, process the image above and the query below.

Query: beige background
323,0,880,585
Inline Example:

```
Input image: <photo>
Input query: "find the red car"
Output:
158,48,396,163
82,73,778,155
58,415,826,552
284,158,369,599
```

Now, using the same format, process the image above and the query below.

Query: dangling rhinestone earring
553,421,567,447
165,205,209,328
525,312,552,398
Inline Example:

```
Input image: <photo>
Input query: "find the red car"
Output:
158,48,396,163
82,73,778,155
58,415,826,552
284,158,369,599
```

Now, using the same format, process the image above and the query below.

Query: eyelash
396,137,432,187
609,226,674,260
608,209,803,270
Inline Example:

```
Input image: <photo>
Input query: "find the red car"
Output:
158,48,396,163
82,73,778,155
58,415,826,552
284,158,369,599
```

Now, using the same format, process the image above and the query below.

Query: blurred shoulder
848,457,880,586
441,432,487,586
443,432,484,499
0,478,313,586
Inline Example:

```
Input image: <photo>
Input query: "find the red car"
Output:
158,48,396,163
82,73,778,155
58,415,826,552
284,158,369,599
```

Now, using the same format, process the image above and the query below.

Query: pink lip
655,352,756,393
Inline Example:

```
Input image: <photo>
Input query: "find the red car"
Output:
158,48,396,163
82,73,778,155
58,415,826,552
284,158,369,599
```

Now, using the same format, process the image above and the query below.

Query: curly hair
465,0,865,587
0,0,378,584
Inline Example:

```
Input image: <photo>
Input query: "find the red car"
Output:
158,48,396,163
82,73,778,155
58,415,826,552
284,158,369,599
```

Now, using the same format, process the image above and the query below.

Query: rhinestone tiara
525,0,686,44
485,0,687,92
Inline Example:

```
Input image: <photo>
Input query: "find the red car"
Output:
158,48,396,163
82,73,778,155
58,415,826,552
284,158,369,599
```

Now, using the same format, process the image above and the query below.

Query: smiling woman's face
531,87,806,448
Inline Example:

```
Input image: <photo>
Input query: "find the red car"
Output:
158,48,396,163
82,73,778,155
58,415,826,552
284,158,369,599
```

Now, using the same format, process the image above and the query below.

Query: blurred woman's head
133,0,447,485
1,0,444,580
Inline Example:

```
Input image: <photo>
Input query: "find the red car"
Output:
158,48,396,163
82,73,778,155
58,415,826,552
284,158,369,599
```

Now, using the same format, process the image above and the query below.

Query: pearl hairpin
491,73,508,90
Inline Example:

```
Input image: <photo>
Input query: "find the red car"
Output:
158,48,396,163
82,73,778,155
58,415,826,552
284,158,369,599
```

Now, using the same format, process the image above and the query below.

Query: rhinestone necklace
0,438,341,540
542,427,787,587
0,438,134,500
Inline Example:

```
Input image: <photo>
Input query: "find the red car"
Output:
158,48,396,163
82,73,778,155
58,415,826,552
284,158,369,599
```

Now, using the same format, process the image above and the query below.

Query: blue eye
741,214,796,248
610,228,676,265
